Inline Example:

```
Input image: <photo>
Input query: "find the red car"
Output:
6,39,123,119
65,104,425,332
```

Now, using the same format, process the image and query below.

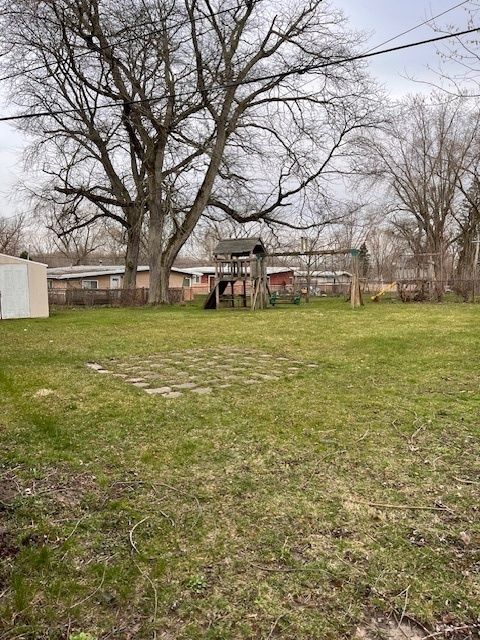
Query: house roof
181,266,216,275
0,252,47,267
47,264,192,280
213,237,266,257
295,270,352,278
267,266,294,275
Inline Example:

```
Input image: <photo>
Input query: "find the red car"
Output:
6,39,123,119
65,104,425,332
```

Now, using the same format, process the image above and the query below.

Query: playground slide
371,282,397,302
204,280,235,309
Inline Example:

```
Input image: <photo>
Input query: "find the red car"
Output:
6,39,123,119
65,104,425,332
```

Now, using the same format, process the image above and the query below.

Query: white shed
0,253,49,319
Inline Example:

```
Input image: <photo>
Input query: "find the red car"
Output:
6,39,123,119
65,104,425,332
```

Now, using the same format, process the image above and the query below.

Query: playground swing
269,290,302,306
204,238,363,310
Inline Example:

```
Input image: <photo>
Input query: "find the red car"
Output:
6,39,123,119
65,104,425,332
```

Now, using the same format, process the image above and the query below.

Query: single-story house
295,270,352,294
0,253,49,319
47,264,194,290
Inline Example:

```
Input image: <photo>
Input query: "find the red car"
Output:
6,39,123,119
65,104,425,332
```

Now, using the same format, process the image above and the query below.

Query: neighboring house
0,253,49,319
295,270,352,294
267,267,296,289
47,265,194,290
182,267,215,294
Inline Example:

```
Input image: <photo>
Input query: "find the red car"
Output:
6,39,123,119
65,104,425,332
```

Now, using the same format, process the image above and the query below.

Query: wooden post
259,256,265,309
215,259,220,309
249,254,254,309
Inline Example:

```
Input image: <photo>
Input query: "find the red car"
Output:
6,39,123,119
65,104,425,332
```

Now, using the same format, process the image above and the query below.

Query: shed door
0,264,30,319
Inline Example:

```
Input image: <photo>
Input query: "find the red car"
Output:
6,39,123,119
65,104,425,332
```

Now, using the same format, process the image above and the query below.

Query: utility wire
233,26,480,87
276,1,473,102
365,0,470,53
0,0,463,86
0,25,478,123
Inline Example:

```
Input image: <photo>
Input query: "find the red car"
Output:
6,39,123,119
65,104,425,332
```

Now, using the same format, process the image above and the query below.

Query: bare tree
366,94,480,298
0,0,380,302
48,219,109,266
0,214,26,255
296,230,330,302
365,224,405,281
452,175,480,298
433,2,480,97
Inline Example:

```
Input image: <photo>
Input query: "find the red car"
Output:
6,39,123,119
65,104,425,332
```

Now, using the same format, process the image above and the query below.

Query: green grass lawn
0,299,479,639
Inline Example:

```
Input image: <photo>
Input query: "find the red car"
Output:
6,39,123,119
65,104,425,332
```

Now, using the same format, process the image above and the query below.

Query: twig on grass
419,624,480,639
357,501,452,512
129,516,150,554
69,564,107,609
454,477,479,485
155,481,203,523
397,585,410,628
265,614,286,640
55,514,88,549
112,479,202,523
408,423,425,444
158,509,175,527
355,430,370,443
400,613,430,636
133,560,158,640
301,449,348,488
249,562,333,576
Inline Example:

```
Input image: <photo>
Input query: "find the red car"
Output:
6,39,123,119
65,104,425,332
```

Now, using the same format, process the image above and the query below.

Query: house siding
49,269,188,290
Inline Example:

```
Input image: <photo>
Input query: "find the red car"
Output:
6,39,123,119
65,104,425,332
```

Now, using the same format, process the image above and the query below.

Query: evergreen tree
358,242,370,278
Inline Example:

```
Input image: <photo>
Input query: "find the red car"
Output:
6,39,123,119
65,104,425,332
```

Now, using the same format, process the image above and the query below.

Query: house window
193,274,201,284
182,276,191,287
82,280,98,290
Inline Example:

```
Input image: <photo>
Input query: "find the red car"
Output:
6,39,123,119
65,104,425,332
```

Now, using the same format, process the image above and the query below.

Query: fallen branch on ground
266,614,286,640
358,501,452,512
129,516,150,554
419,623,480,639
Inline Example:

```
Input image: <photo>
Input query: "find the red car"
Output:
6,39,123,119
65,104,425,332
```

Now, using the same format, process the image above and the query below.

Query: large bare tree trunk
123,223,141,289
455,227,478,301
149,257,173,305
148,208,172,304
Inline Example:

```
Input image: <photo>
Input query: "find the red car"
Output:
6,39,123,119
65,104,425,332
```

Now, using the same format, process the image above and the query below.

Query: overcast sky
0,0,473,219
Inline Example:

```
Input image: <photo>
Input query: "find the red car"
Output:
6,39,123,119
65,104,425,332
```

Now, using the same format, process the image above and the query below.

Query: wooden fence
48,287,191,307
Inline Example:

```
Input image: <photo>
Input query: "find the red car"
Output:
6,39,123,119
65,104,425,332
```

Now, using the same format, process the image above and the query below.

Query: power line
0,25,478,124
365,0,470,53
275,1,473,105
231,26,480,87
0,0,465,87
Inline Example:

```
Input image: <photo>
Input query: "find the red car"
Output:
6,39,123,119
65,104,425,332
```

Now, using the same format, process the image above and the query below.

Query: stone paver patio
86,347,318,399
